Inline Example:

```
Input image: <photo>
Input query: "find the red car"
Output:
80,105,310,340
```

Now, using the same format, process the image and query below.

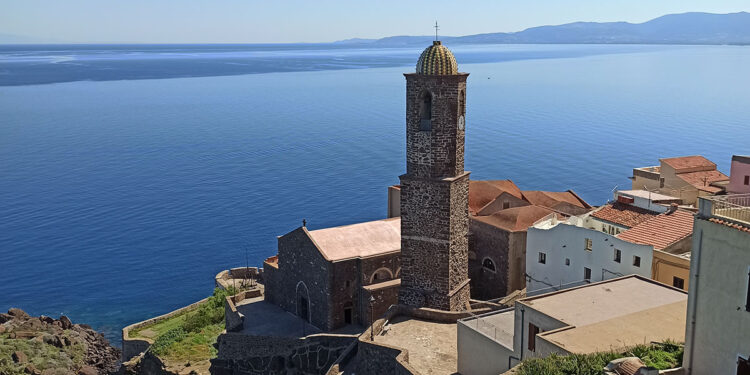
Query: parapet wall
209,332,356,375
224,289,263,332
215,267,263,290
121,297,209,362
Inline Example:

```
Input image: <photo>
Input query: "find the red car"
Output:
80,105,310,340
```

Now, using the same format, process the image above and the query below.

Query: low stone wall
209,332,356,375
224,289,263,332
323,339,358,375
215,267,264,290
121,297,209,362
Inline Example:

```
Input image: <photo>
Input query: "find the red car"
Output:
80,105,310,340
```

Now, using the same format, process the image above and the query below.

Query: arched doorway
296,281,310,323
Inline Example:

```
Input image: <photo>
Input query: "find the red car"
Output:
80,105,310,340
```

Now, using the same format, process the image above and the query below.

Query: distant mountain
340,12,750,46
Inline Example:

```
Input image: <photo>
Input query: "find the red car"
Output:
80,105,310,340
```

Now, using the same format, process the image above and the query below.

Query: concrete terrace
235,297,321,337
374,316,459,375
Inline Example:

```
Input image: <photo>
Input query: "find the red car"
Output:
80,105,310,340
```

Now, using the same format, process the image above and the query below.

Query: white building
526,214,653,296
457,276,687,375
683,194,750,375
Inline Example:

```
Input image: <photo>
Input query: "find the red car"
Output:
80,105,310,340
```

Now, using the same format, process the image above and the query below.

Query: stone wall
468,218,512,300
210,332,356,375
121,297,209,362
360,279,400,326
273,227,332,331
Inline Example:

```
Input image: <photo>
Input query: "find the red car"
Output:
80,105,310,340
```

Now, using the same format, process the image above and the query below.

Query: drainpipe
686,228,702,375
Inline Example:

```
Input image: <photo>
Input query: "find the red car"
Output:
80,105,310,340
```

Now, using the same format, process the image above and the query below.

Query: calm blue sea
1,43,748,345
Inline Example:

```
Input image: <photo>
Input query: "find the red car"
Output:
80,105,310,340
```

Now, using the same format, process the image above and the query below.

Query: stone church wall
469,218,511,300
273,227,332,331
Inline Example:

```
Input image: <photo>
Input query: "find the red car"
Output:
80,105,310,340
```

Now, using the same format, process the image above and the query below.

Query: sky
2,0,749,44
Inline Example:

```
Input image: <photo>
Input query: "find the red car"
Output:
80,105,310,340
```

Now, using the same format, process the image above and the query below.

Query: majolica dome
416,41,458,75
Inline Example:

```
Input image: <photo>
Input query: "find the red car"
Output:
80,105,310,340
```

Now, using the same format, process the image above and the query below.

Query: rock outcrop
0,308,121,375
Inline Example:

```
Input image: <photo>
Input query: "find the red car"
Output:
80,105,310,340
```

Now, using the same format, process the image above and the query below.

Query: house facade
683,194,750,375
728,155,750,194
631,155,729,205
525,215,653,296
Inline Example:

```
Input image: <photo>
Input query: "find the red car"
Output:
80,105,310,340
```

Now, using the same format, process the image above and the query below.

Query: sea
1,43,748,345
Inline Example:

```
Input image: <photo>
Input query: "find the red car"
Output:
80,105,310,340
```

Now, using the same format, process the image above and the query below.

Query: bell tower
398,40,471,311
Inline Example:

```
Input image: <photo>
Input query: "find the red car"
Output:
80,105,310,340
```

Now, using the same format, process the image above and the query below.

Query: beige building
683,194,750,375
631,155,729,206
457,275,687,375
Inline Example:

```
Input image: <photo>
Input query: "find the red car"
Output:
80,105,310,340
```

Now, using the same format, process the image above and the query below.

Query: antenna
434,21,439,41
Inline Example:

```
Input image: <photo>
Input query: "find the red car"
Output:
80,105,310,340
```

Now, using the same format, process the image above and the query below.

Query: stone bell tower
398,40,471,311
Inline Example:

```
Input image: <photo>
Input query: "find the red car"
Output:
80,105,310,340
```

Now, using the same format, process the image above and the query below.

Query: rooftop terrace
701,193,750,225
374,316,458,375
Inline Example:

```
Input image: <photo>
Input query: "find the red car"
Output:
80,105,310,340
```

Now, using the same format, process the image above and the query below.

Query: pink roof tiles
468,180,523,214
307,218,401,261
471,205,558,232
590,202,659,228
661,155,716,172
617,209,695,251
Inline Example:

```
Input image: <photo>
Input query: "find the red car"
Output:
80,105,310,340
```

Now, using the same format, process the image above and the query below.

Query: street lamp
369,296,375,341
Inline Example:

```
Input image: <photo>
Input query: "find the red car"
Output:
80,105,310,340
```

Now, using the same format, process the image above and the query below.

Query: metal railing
708,193,750,224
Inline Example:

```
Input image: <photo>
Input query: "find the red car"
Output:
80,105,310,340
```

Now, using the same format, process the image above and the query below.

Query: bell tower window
420,91,432,131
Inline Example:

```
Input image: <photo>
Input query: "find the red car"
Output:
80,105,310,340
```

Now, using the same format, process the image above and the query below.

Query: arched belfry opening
459,90,466,116
419,91,432,131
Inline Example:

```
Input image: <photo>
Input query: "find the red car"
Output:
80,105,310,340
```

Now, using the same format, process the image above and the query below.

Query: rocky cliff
0,308,121,375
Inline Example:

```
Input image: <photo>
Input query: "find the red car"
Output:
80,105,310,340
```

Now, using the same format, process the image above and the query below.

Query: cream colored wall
632,174,661,192
387,186,400,218
652,250,690,291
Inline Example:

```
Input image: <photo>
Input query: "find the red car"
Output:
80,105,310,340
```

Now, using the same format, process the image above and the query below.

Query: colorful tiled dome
416,41,458,75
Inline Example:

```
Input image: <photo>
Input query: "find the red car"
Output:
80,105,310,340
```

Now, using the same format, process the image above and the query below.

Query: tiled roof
471,205,557,232
522,190,592,214
468,180,522,214
708,218,750,233
677,170,729,193
590,202,659,228
308,218,401,261
661,155,715,171
617,209,695,250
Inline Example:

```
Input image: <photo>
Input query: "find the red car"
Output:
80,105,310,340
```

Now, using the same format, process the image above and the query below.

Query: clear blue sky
2,0,749,43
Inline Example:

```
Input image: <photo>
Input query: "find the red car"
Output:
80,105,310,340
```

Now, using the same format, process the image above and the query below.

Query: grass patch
0,331,87,375
516,341,683,375
135,288,236,363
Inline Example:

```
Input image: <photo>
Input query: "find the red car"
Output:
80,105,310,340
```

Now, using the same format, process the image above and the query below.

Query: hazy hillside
340,12,750,46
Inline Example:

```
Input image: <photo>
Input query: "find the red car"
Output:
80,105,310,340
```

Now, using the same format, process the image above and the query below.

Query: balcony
702,193,750,225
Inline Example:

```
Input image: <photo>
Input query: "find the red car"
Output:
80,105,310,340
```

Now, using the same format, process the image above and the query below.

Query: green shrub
516,342,684,375
150,327,187,356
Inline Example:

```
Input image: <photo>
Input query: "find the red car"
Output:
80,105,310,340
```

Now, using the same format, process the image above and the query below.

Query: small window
660,178,665,188
633,255,641,267
565,258,570,266
345,280,351,288
538,252,546,264
584,238,592,251
502,201,510,209
673,276,685,290
419,92,432,131
373,273,378,281
614,249,621,263
584,267,592,281
745,175,750,186
482,258,496,272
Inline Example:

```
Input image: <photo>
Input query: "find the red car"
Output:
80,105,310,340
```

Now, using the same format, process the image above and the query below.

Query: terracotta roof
522,190,589,209
707,218,750,233
617,209,695,250
677,170,729,193
468,180,522,214
471,205,557,232
590,202,659,228
307,218,401,261
661,155,715,171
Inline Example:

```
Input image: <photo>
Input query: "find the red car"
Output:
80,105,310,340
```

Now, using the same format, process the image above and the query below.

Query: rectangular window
584,267,591,281
673,276,685,290
585,238,592,251
745,175,750,186
528,323,540,352
633,255,641,267
660,177,665,188
565,258,570,266
614,249,621,263
503,201,510,209
538,252,546,264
